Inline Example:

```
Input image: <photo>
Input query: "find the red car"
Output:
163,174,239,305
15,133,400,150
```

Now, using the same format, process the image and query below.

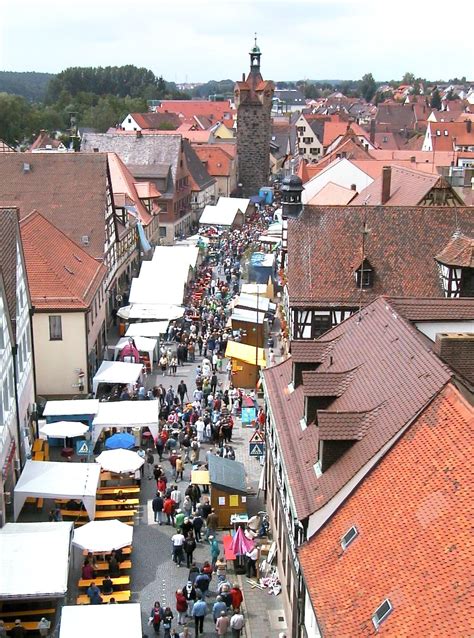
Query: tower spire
249,34,261,72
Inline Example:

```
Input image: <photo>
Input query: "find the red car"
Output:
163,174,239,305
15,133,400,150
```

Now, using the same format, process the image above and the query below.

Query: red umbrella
230,526,255,556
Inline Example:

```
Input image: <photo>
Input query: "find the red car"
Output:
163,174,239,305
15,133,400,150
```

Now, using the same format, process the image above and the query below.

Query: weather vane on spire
254,32,258,46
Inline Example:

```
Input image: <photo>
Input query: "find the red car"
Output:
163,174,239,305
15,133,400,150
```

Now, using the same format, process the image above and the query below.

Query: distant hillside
0,71,54,101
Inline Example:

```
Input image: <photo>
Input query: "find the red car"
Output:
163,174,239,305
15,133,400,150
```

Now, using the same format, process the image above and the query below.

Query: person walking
146,448,155,479
209,535,220,570
171,529,185,567
245,545,258,578
194,569,211,599
230,611,245,637
206,508,219,540
164,495,176,526
149,601,163,635
162,607,174,638
230,584,243,612
183,532,196,568
191,597,207,636
213,596,227,622
192,512,204,542
175,589,188,626
183,580,197,617
152,492,164,525
175,455,184,482
216,611,230,636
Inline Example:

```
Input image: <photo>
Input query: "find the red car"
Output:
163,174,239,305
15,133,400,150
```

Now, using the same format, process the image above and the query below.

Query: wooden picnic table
95,498,139,508
94,559,132,571
32,439,44,453
97,486,140,496
83,546,132,557
78,575,130,589
76,590,130,604
0,608,55,618
60,509,136,520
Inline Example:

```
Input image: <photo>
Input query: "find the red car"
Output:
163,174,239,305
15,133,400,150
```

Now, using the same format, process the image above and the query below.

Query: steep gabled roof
0,207,21,337
298,383,473,638
435,233,474,267
0,153,110,260
386,296,474,321
182,139,216,192
0,139,15,152
29,130,64,151
193,145,234,177
128,112,181,130
20,210,107,311
351,165,462,206
106,152,154,225
262,296,452,520
287,205,474,308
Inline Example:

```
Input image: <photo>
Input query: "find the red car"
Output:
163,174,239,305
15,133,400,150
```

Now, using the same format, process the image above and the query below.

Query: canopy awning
231,308,266,325
92,361,143,395
225,340,266,367
14,461,101,521
43,399,99,418
125,321,169,338
0,522,73,599
59,603,142,638
117,304,184,321
92,400,159,444
233,293,275,313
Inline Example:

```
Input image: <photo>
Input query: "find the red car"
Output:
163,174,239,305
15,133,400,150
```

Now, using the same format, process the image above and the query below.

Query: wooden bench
25,497,44,509
32,439,44,453
78,576,130,589
95,510,137,520
43,441,50,461
94,559,132,571
95,499,139,508
83,546,132,557
0,608,54,619
4,621,42,632
100,472,135,484
97,486,140,496
76,590,131,604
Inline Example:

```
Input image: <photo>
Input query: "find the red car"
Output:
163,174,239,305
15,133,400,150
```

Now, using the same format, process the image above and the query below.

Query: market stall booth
207,455,248,529
230,308,266,348
59,603,142,638
43,399,100,431
113,336,157,372
225,340,266,389
13,461,101,521
92,361,143,397
92,400,159,445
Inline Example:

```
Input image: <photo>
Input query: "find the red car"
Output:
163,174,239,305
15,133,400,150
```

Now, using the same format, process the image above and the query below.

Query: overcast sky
1,0,473,82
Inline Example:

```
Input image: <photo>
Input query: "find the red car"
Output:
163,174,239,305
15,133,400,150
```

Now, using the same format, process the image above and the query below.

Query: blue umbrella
105,432,135,450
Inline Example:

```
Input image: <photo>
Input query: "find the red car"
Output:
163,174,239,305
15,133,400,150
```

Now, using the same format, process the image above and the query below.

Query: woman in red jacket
175,588,188,625
230,583,243,611
163,496,176,525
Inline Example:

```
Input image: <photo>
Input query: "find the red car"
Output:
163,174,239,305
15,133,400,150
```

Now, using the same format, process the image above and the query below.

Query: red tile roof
155,100,235,123
107,152,154,225
193,145,234,177
386,296,474,321
287,206,474,308
317,409,374,441
129,112,181,130
0,153,110,260
302,370,354,398
351,165,460,206
290,339,337,363
262,297,451,520
20,210,107,310
29,130,64,151
435,233,474,268
298,382,473,638
428,121,474,150
322,122,369,147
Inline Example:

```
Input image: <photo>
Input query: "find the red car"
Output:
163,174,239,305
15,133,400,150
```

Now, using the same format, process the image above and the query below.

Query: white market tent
43,399,100,418
114,336,157,366
200,197,250,227
241,283,270,297
125,321,169,338
59,603,142,638
234,293,275,313
117,303,184,321
0,522,73,599
231,308,266,325
92,400,159,444
14,461,101,521
92,361,143,395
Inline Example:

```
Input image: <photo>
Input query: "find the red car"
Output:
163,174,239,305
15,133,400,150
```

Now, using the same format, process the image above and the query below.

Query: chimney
369,118,376,144
136,130,142,138
466,119,472,134
381,166,392,204
242,73,245,82
350,184,357,191
434,333,474,384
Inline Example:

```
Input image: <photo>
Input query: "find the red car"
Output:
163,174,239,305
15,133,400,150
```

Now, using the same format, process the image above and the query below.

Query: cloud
0,0,472,81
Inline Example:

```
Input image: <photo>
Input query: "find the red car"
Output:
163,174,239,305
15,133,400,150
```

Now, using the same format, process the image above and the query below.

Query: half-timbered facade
285,205,474,339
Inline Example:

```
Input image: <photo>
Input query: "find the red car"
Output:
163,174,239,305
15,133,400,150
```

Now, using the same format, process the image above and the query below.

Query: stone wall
237,102,272,196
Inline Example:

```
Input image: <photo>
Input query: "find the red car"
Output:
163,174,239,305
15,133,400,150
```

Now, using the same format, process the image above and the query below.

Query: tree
360,73,377,102
430,88,442,110
0,92,32,144
401,72,416,85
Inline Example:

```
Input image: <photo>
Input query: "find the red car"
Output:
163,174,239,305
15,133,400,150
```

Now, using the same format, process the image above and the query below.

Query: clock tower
234,37,274,196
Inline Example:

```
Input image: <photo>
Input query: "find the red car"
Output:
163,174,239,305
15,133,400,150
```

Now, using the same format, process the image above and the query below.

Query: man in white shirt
230,611,245,636
245,546,259,578
171,530,185,567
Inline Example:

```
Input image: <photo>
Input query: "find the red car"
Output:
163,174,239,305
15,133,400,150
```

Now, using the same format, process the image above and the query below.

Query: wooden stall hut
208,455,247,529
225,341,266,389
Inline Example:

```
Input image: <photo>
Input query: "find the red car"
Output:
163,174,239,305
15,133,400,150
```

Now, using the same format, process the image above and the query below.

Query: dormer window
435,234,474,298
372,599,393,630
355,259,374,288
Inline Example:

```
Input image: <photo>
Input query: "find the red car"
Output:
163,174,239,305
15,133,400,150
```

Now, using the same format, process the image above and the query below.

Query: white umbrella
72,519,133,553
96,449,144,474
39,421,89,438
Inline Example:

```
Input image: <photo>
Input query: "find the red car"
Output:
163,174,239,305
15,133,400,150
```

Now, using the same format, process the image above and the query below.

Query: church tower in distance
234,37,274,196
